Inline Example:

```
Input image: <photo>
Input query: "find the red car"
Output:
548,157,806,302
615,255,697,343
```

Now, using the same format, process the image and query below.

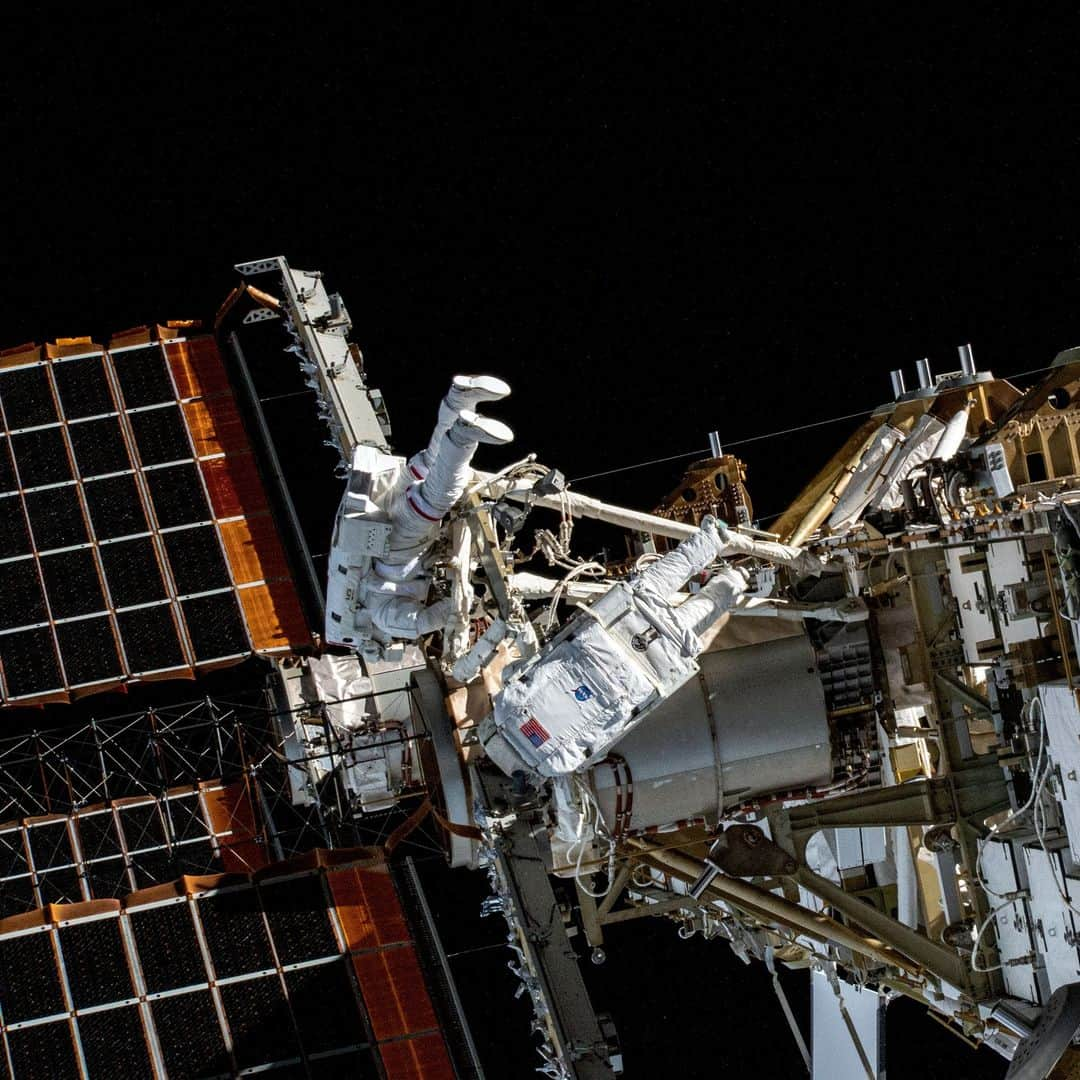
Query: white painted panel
811,967,883,1080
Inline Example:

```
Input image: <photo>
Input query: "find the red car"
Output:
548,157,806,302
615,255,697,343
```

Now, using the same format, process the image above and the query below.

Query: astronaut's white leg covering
635,517,727,600
391,411,515,556
419,399,460,473
367,594,453,639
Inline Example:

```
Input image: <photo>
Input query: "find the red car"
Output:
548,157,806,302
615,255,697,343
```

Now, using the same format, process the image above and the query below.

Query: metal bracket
234,257,283,276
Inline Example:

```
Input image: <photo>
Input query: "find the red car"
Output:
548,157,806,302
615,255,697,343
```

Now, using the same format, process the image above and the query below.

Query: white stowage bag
493,617,660,775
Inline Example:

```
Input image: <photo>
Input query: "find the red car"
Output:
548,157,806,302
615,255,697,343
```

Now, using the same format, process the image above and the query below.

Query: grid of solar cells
0,785,255,918
0,864,453,1079
0,337,305,705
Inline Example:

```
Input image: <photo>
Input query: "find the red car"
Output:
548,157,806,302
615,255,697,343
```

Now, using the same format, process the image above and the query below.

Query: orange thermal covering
163,337,311,653
327,866,454,1078
200,780,270,873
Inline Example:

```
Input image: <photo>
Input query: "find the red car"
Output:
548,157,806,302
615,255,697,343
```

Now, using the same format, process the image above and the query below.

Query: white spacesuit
325,376,512,654
481,516,748,778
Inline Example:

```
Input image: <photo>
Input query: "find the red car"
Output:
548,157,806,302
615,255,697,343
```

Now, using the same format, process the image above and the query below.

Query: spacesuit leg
393,410,514,550
367,593,454,639
635,516,728,600
413,375,512,474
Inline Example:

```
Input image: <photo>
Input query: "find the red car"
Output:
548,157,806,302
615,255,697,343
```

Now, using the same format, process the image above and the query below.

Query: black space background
2,9,1079,1078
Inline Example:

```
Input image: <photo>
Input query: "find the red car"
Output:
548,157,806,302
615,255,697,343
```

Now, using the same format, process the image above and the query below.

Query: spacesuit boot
410,375,512,478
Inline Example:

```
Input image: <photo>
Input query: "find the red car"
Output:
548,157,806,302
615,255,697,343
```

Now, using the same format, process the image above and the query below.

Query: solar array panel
0,335,310,705
0,781,269,919
0,859,455,1079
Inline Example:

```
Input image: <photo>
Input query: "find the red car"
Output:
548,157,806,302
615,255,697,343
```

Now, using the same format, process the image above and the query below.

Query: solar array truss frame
0,690,446,921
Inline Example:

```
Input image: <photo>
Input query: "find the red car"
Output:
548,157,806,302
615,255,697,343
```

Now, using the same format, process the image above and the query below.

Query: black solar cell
57,917,133,1009
130,405,191,466
55,617,122,686
173,839,217,877
76,811,123,861
39,548,105,618
99,537,166,607
11,427,73,487
0,873,36,919
116,605,185,672
120,801,167,854
151,992,230,1077
165,525,231,595
0,438,14,492
23,484,88,551
0,931,64,1021
6,1020,79,1079
0,494,31,558
83,474,147,539
0,829,29,881
164,792,211,843
52,355,115,419
130,903,206,993
182,592,248,661
26,821,74,874
0,365,58,429
146,462,207,527
285,961,365,1055
112,345,176,408
0,626,62,697
263,876,338,965
0,558,47,629
198,888,275,978
68,416,131,477
83,857,130,901
220,976,300,1068
36,866,83,906
77,1006,152,1079
129,847,175,890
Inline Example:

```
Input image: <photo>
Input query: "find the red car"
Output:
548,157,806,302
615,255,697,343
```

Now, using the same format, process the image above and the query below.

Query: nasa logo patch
574,685,593,702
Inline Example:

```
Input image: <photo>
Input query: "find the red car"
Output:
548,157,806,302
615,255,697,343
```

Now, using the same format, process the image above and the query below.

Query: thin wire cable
567,362,1060,485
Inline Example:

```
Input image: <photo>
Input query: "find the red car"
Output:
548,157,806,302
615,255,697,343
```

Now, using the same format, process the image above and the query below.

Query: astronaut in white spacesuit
482,515,749,778
325,376,512,652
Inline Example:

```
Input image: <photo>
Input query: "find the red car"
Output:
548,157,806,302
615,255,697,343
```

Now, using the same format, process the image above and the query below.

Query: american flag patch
520,717,550,748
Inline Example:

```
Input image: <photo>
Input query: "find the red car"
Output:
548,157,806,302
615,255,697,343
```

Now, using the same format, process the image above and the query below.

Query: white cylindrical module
591,632,832,833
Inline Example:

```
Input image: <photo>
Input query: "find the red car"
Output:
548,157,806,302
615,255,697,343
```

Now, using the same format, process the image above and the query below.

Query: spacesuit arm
634,517,728,599
718,529,825,577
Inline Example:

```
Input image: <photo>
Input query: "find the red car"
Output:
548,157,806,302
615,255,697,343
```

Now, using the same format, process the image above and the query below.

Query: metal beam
476,769,617,1079
600,894,717,926
627,838,919,976
794,867,978,993
779,768,1008,860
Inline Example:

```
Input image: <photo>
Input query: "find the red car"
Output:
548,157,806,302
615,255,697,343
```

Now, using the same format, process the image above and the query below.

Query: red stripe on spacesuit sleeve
406,493,441,522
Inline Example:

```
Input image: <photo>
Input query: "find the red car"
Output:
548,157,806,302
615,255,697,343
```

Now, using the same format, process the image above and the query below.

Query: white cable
566,776,616,900
976,698,1046,898
971,899,1017,973
1032,761,1080,920
543,561,605,632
